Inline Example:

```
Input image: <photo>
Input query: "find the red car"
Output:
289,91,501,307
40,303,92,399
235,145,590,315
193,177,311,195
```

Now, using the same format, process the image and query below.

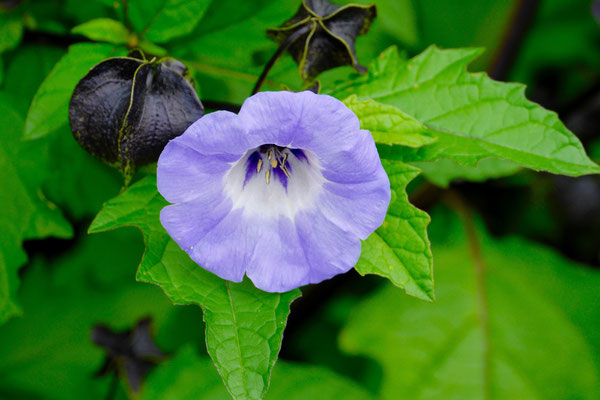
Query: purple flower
157,91,390,292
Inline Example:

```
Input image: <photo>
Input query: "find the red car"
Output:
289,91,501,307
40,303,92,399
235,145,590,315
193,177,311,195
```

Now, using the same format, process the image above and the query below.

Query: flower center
256,145,291,185
224,144,324,218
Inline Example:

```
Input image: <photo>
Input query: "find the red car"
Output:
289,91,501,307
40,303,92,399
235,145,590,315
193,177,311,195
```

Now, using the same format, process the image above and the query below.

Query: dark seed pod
267,0,376,81
0,0,22,10
69,56,204,181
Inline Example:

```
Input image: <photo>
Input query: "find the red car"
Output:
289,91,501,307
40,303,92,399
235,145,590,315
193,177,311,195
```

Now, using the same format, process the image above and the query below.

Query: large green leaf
24,43,122,140
0,229,204,400
330,46,600,177
0,97,71,325
71,18,130,44
141,0,213,43
142,346,375,400
412,158,522,188
343,95,436,148
357,160,434,301
341,207,600,399
89,175,301,400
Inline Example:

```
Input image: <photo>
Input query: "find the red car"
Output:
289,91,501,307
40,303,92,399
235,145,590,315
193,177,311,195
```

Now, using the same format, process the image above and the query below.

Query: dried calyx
69,53,204,183
267,0,376,81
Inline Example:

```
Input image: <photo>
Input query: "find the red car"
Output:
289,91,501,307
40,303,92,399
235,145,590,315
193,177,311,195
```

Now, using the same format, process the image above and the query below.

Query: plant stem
252,25,310,95
445,191,492,400
489,0,540,81
104,372,119,400
122,0,132,32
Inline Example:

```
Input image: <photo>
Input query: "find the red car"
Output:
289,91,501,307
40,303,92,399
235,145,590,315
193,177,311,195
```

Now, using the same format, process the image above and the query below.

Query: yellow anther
280,165,290,178
270,159,278,168
282,152,288,166
267,149,273,160
265,169,271,184
257,159,263,173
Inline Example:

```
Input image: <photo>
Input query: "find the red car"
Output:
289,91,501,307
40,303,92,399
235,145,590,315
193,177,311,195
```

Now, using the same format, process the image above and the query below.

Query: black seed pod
267,0,376,81
69,56,204,181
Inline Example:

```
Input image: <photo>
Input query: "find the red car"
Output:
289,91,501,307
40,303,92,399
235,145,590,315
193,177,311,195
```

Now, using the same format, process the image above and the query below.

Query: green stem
252,25,310,95
122,0,132,32
446,191,492,400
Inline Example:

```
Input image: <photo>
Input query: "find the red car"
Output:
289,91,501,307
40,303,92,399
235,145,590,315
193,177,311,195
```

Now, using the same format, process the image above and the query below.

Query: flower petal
161,201,264,282
172,110,257,156
244,216,311,292
295,208,361,283
157,140,232,204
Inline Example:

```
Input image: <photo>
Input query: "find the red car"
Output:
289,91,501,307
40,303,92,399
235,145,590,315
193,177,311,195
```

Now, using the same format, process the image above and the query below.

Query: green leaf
330,46,600,177
415,0,514,70
341,207,600,399
343,95,436,147
3,44,66,114
37,127,124,219
71,18,130,44
412,158,521,188
170,0,303,103
141,0,213,43
357,160,434,301
0,229,204,399
89,175,301,400
0,10,23,53
0,96,72,325
142,346,375,400
24,42,123,140
373,0,418,46
3,45,122,219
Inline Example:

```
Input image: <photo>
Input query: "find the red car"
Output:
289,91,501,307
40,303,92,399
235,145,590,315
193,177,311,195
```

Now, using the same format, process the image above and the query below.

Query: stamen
270,159,278,168
267,148,274,160
266,169,271,184
279,152,290,177
257,159,263,173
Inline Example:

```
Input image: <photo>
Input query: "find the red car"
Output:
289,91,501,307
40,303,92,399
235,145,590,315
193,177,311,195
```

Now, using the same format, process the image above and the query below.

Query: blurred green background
1,0,599,399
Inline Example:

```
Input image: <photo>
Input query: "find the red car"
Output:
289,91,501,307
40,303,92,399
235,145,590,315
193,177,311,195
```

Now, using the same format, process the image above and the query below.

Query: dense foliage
1,0,600,399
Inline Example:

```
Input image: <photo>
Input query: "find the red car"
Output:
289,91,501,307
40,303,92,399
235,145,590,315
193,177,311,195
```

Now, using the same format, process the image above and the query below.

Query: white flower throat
224,144,325,219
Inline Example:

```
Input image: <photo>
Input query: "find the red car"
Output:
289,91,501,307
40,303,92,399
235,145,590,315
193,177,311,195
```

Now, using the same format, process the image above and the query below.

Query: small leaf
330,45,600,177
89,175,301,400
341,208,600,399
24,43,121,140
71,18,130,44
267,0,376,81
0,9,23,53
139,39,168,56
343,95,435,147
142,0,213,43
357,160,434,301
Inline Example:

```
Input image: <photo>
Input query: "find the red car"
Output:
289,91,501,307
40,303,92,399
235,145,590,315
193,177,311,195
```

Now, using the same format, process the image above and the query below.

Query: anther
257,159,263,173
270,159,278,168
266,169,271,184
267,149,274,160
